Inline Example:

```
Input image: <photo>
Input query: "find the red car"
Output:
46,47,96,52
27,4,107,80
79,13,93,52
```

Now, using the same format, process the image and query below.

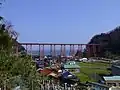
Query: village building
86,82,109,90
103,76,120,88
63,61,80,73
111,65,120,76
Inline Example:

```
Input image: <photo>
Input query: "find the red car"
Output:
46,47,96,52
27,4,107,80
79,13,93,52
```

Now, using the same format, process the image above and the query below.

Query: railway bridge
15,43,101,58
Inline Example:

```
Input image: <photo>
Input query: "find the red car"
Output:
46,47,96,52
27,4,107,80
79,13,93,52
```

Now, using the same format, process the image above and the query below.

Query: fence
0,78,87,90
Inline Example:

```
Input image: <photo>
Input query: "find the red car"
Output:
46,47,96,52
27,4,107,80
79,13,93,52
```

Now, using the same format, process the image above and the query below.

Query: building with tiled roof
63,61,80,73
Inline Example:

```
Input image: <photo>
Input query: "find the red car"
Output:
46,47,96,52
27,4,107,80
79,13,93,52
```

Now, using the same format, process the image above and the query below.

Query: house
86,82,109,90
39,64,61,78
47,72,58,78
63,61,80,73
39,68,53,76
35,59,44,69
103,76,120,87
111,60,120,76
111,65,120,76
60,71,79,85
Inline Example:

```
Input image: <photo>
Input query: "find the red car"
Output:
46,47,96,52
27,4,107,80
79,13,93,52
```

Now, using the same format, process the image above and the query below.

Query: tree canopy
0,17,41,89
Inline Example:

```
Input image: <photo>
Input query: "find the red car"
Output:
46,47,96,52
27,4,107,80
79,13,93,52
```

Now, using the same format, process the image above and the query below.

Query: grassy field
75,62,111,82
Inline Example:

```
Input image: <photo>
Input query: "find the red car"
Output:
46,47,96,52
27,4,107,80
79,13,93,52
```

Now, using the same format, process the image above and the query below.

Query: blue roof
103,76,120,81
62,71,73,78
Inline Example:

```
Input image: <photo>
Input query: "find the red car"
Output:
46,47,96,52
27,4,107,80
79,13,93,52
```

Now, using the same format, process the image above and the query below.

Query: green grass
75,62,111,82
75,73,95,82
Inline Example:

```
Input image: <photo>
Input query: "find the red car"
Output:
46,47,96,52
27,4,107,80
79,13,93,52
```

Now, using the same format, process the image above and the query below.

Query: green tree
0,1,41,89
0,17,41,89
0,52,42,89
0,17,18,53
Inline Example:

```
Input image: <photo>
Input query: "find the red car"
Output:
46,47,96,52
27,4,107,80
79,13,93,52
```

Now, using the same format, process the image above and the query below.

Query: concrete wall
105,80,120,87
87,82,109,90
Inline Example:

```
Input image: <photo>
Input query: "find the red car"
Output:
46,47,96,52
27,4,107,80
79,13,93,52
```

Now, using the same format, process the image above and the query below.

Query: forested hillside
88,26,120,58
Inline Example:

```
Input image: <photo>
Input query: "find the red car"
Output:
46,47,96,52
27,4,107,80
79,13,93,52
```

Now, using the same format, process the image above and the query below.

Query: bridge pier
86,45,90,58
43,45,44,58
78,45,80,57
80,45,83,57
63,45,66,57
30,44,32,58
72,45,75,56
86,45,97,58
60,45,62,56
40,45,42,59
39,45,44,59
17,43,100,59
93,45,96,57
26,44,28,54
50,45,52,56
69,45,72,56
53,45,56,57
39,45,40,59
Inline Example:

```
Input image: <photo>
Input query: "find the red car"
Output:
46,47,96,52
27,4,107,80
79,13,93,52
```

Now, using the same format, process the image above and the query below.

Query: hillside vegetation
88,26,120,58
0,17,42,89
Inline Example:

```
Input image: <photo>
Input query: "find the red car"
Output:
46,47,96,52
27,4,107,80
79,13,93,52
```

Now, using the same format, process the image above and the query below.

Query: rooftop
65,61,77,65
64,64,80,69
64,61,80,69
113,65,120,69
103,76,120,81
86,82,109,88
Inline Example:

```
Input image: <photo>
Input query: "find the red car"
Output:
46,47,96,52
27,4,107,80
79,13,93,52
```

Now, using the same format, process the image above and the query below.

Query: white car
79,58,88,62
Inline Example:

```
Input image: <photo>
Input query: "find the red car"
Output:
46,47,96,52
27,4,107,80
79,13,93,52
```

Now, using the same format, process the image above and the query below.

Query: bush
0,52,41,90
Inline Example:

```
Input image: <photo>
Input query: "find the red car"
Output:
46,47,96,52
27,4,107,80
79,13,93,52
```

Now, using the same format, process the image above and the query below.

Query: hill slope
88,26,120,57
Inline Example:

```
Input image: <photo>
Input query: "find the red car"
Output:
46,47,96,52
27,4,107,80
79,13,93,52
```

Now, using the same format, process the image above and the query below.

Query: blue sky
0,0,120,44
